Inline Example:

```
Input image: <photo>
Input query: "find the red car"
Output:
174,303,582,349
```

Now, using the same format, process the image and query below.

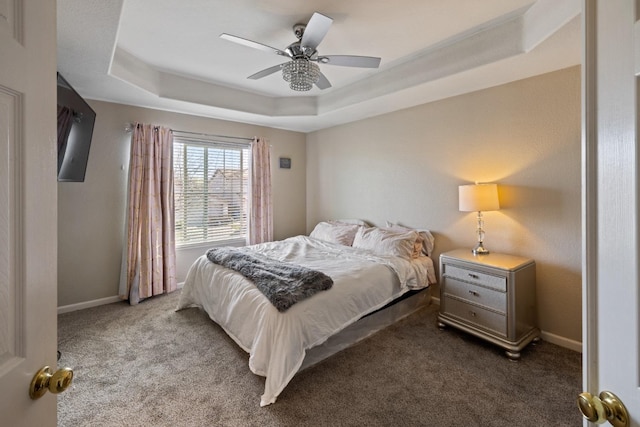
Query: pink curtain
249,137,273,244
120,123,177,304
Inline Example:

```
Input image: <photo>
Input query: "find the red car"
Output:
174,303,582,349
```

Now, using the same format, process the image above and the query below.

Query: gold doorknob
577,391,629,427
29,366,74,400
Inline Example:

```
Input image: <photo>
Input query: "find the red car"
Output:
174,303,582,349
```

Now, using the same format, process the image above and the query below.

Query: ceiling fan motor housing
286,41,315,59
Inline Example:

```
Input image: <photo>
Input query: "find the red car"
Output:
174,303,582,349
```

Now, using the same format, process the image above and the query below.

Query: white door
581,0,640,425
0,1,59,426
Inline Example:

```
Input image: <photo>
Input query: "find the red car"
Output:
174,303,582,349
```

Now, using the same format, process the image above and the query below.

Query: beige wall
306,66,582,345
58,67,582,346
58,101,306,307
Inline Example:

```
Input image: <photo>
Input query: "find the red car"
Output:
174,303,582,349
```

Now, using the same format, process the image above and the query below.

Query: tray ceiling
57,0,581,132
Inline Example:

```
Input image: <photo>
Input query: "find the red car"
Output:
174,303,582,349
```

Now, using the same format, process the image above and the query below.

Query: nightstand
437,249,539,360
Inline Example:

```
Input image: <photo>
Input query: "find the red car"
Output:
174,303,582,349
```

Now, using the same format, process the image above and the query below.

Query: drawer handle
470,310,477,317
468,273,480,279
468,290,480,297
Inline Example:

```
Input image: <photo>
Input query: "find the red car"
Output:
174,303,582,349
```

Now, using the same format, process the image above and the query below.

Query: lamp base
472,243,490,255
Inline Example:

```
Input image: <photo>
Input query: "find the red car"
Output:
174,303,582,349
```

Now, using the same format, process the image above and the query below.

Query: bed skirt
299,287,432,371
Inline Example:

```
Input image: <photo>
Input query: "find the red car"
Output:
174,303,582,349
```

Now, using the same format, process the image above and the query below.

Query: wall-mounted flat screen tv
57,72,96,182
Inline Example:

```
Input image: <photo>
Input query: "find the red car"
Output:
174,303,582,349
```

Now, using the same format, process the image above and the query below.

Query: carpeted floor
57,290,582,426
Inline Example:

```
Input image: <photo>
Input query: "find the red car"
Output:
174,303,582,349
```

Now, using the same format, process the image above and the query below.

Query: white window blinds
173,137,250,247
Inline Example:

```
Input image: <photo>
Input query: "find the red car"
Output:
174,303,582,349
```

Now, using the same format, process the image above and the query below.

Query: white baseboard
57,282,186,315
540,330,582,353
430,295,582,353
58,296,122,314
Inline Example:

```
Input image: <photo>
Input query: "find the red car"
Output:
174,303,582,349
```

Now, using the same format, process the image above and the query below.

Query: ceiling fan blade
317,55,381,68
301,12,333,51
220,33,287,56
315,72,332,90
247,63,287,80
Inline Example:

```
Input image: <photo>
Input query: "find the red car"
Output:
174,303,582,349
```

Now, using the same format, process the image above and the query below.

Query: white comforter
176,235,435,406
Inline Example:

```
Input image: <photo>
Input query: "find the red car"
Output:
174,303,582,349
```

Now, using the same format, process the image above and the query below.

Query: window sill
176,238,247,252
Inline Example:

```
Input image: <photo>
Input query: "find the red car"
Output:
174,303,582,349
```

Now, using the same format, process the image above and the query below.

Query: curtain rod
172,129,254,142
124,123,254,142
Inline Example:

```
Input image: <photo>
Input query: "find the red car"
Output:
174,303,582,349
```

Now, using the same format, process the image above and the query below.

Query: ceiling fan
220,12,381,91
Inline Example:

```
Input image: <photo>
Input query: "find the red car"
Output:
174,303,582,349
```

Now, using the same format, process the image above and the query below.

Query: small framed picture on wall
279,157,291,169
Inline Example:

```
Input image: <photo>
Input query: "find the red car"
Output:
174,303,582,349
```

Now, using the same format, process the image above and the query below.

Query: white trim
58,283,186,315
176,239,245,252
57,296,122,314
540,330,582,353
635,19,640,76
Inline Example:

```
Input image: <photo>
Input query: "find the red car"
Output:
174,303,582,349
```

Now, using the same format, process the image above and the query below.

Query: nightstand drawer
443,264,506,291
443,278,506,313
444,296,507,337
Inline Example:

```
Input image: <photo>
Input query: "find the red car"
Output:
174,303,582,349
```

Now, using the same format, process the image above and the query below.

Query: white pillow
331,219,370,227
385,221,435,257
352,227,420,259
309,221,361,246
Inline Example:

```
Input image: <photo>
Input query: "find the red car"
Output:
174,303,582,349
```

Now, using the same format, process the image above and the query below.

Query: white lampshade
459,183,500,212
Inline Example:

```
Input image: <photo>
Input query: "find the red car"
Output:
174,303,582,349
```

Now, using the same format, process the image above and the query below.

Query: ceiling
57,0,581,133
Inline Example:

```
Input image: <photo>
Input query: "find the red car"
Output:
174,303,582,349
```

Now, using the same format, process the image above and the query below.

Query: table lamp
459,183,500,255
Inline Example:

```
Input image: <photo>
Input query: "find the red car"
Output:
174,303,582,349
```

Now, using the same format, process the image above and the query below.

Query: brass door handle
577,391,629,427
29,366,74,399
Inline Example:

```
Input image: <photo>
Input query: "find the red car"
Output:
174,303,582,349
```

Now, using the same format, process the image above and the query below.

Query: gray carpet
57,290,582,426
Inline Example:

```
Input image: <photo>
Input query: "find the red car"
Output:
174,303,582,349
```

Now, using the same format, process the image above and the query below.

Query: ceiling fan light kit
221,12,381,92
282,59,320,91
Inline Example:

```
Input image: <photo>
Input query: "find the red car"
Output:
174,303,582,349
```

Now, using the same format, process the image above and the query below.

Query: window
173,137,250,247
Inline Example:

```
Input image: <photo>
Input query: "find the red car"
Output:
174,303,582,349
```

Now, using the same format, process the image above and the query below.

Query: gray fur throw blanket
206,247,333,312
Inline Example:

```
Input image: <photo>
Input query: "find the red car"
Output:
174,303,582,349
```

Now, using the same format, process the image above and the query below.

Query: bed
176,221,437,406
